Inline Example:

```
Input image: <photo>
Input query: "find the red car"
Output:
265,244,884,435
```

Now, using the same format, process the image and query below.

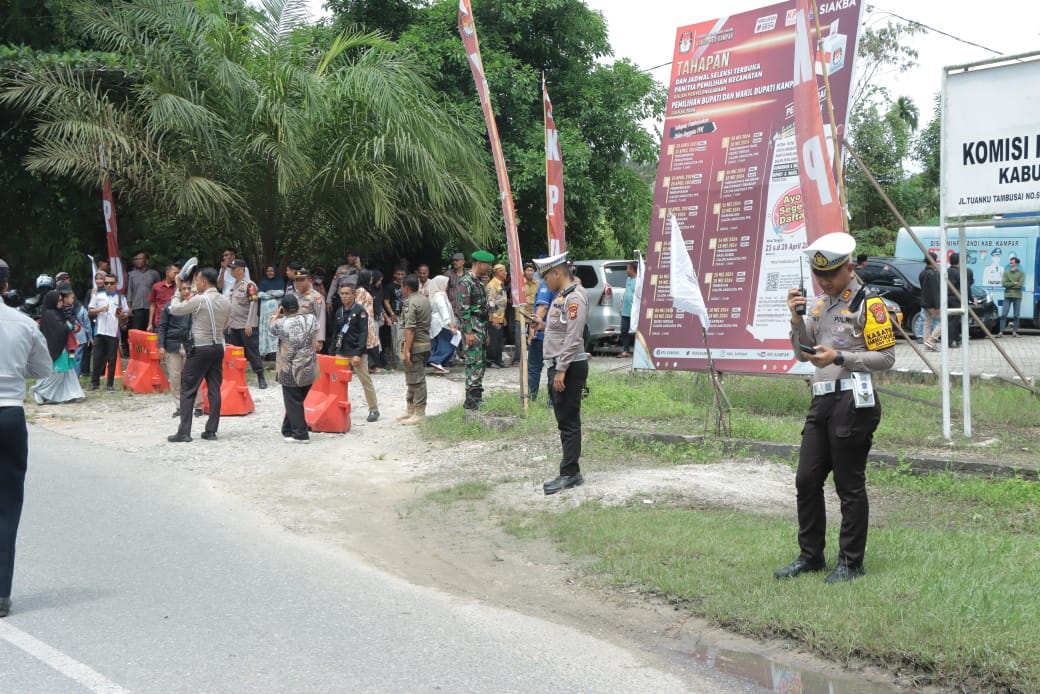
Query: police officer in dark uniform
777,233,895,583
533,252,590,495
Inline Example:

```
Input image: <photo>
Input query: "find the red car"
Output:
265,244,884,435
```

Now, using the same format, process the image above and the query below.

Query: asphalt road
1,427,747,693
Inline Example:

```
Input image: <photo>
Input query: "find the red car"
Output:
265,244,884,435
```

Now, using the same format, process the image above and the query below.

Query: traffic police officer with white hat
534,252,590,495
776,232,895,583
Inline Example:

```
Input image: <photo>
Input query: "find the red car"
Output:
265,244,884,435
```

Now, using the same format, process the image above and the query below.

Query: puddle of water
692,646,898,694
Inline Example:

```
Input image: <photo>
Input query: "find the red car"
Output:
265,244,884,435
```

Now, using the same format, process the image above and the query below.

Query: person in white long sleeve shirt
0,258,54,618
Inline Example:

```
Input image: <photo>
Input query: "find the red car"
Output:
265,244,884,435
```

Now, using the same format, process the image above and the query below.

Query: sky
300,0,1040,128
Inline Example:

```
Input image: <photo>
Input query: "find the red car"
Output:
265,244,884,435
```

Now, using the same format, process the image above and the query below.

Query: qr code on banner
766,272,779,292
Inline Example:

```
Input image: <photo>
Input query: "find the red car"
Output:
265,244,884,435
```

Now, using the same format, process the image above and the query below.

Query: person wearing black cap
779,232,895,584
0,258,53,617
292,268,326,352
226,259,267,389
167,267,231,443
270,294,321,443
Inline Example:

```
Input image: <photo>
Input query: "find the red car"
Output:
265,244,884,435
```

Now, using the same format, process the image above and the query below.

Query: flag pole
812,0,849,232
700,326,731,438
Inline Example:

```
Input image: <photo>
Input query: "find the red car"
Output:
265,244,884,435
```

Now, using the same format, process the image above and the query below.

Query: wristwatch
833,352,845,367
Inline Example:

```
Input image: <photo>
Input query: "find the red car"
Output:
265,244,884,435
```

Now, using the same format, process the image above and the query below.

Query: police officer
0,258,53,617
534,252,590,496
457,250,494,409
226,259,267,389
777,233,895,583
291,268,327,353
167,267,231,443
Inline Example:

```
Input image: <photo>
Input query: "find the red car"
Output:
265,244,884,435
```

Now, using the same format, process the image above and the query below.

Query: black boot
473,387,484,409
463,389,478,410
257,371,268,389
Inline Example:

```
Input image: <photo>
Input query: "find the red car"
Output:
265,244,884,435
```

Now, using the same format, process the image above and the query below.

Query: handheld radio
795,260,806,316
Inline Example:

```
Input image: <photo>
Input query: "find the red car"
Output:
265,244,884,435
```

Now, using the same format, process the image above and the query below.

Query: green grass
516,499,1040,691
426,370,1040,465
426,481,494,504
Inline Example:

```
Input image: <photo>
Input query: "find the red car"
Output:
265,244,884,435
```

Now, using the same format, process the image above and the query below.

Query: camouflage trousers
464,330,488,391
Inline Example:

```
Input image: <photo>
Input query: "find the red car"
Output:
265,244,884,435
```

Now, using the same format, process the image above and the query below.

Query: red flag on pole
458,0,524,305
543,75,566,256
101,178,127,292
792,0,843,247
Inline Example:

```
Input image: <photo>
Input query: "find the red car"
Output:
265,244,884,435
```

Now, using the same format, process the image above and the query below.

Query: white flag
630,252,646,333
669,215,710,329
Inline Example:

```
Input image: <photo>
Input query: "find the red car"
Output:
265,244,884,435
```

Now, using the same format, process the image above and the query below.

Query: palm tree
891,95,919,132
0,0,495,265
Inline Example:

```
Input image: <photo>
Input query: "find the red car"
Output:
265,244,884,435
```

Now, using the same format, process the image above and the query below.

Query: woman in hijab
269,294,320,443
31,290,86,404
355,270,384,373
426,275,456,375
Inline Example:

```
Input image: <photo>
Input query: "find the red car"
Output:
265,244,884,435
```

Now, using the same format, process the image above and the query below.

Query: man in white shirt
88,273,130,391
0,258,53,618
217,248,251,298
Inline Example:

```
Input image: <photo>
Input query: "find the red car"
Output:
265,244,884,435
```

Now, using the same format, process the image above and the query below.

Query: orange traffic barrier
123,329,170,394
200,345,256,416
304,354,352,433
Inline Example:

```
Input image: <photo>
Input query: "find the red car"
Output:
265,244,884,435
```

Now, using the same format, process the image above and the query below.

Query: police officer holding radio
533,252,590,496
778,233,895,583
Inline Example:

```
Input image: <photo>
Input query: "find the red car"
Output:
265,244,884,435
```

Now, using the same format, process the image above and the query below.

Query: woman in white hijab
427,274,457,374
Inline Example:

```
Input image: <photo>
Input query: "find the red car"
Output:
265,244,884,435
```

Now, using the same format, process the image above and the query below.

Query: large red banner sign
458,0,524,305
543,76,566,255
635,0,863,374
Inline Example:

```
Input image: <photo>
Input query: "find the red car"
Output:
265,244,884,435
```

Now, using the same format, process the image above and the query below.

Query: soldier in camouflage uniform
457,250,494,409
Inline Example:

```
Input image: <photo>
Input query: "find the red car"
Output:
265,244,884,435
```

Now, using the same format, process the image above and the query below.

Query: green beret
471,250,495,263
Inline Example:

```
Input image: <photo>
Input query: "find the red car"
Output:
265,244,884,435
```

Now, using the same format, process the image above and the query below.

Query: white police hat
533,252,568,273
804,232,856,272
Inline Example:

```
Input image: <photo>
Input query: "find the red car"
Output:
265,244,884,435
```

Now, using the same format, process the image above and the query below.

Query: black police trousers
227,327,263,373
177,344,224,436
549,360,588,477
0,406,28,598
796,389,881,568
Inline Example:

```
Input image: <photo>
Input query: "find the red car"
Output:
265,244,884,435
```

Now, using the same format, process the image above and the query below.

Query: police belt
545,353,591,369
811,379,855,397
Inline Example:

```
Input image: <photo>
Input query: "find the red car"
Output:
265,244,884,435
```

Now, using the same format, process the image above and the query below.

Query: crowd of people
3,247,568,429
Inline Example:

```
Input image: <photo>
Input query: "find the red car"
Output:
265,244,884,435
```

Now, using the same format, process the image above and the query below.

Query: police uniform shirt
228,278,260,329
170,287,231,345
789,277,895,383
543,283,589,371
296,287,327,338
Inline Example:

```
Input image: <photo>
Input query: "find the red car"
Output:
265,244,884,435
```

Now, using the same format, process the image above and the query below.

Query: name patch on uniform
568,303,578,320
863,297,896,350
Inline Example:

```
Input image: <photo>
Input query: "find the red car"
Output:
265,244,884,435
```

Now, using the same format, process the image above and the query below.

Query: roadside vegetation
424,369,1040,690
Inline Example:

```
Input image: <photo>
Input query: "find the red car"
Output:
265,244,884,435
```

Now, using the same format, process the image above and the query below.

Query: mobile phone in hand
799,344,818,354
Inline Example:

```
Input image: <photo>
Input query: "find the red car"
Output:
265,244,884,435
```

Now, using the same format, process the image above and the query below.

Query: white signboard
942,53,1040,219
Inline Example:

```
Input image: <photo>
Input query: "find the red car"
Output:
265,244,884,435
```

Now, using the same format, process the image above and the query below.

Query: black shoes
774,557,827,579
543,473,583,496
824,561,866,583
201,431,218,441
167,433,192,443
257,372,268,389
366,411,380,422
172,409,181,418
0,596,10,618
194,407,204,417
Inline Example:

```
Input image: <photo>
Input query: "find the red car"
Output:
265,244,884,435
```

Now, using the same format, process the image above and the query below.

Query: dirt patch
26,361,893,690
